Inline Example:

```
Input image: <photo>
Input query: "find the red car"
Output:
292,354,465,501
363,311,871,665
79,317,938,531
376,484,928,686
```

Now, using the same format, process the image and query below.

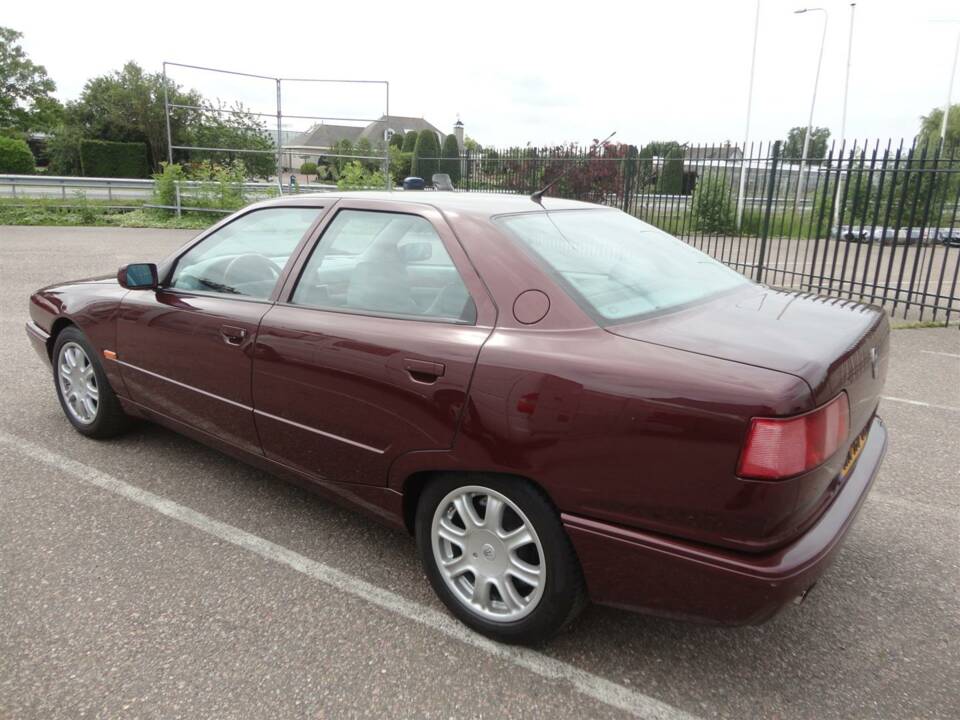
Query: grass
890,320,950,329
0,198,217,230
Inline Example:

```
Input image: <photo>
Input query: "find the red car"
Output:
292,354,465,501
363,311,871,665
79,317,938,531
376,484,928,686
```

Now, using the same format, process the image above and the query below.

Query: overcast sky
6,0,960,148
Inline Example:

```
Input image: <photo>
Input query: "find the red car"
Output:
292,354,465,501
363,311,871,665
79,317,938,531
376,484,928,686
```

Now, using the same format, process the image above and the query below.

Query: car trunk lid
606,286,889,431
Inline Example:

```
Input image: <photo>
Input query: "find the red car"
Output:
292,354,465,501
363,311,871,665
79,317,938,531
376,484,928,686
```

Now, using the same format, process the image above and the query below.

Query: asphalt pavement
1,225,958,719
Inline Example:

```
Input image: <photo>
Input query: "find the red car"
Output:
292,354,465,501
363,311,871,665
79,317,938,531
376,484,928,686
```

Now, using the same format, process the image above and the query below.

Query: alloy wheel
431,485,546,622
57,341,99,425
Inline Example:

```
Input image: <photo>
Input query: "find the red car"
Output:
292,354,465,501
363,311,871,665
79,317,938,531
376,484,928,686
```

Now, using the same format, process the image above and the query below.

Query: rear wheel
416,474,586,644
52,326,130,438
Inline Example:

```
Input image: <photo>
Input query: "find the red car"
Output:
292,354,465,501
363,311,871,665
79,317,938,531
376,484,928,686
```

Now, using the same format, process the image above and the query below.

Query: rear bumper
25,321,51,366
564,416,887,625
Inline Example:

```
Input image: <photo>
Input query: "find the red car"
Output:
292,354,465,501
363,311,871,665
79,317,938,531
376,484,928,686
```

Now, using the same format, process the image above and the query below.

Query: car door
116,205,327,454
252,200,496,485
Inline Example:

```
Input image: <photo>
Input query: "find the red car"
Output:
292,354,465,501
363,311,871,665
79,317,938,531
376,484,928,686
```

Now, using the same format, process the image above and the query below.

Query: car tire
52,326,131,439
416,473,587,644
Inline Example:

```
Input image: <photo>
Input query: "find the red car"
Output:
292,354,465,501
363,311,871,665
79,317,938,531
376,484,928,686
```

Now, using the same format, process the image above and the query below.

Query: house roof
359,115,443,143
284,115,445,151
683,144,743,161
288,123,364,150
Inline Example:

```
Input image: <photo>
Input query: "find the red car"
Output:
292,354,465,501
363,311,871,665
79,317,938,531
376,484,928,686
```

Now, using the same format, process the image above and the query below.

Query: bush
336,161,386,190
389,131,405,149
0,136,36,173
411,129,440,183
657,146,684,194
79,139,149,178
389,147,412,186
690,176,735,233
440,133,461,185
401,131,418,152
152,162,186,209
299,161,318,177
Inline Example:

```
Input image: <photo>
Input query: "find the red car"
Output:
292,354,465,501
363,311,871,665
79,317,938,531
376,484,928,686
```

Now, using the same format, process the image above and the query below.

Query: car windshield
496,209,749,322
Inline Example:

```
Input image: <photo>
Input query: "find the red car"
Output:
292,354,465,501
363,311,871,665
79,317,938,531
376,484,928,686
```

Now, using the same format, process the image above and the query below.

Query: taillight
737,393,850,480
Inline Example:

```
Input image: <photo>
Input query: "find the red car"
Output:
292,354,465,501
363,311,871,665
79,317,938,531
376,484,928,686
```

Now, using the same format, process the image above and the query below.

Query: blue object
403,176,425,190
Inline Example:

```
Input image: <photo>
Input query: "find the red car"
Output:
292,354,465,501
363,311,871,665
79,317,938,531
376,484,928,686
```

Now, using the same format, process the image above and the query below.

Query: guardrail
0,174,338,201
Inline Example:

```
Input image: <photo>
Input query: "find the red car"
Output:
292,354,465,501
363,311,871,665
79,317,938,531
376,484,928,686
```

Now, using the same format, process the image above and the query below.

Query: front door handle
404,358,445,383
219,324,248,346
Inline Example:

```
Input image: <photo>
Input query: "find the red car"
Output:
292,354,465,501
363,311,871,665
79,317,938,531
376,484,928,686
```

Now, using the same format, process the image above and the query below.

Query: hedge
440,133,461,185
411,129,440,182
79,139,150,178
401,131,418,152
0,136,36,174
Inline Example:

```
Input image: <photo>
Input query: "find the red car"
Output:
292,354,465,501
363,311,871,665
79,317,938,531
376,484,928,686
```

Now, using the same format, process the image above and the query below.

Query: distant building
281,115,449,170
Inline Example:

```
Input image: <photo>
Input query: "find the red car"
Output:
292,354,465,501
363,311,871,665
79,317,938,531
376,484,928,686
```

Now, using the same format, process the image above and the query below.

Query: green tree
389,131,404,149
46,124,85,175
401,131,418,152
0,27,62,131
918,104,960,152
355,137,378,171
783,126,830,161
657,146,684,194
411,129,440,182
184,100,275,178
440,133,461,184
332,138,354,173
0,135,35,172
63,61,201,170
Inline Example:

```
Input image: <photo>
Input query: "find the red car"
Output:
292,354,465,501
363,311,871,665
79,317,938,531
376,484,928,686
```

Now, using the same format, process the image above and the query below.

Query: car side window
169,207,322,300
290,210,477,324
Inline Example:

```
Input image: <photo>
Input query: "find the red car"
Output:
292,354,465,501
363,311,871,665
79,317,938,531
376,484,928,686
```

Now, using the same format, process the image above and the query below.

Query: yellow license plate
841,430,868,479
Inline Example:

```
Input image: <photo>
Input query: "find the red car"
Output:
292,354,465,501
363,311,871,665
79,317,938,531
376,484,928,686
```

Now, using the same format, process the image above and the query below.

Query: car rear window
496,209,748,322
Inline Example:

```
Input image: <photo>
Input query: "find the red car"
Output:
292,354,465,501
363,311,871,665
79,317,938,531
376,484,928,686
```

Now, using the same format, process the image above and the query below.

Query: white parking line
881,395,960,413
920,350,960,359
0,431,698,720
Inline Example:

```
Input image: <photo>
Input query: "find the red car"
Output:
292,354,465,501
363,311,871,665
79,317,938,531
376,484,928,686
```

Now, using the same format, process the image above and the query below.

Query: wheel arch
47,316,77,358
401,469,560,535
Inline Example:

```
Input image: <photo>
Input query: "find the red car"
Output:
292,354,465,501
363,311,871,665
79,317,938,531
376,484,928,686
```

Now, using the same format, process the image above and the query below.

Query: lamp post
943,29,960,144
736,0,761,229
794,7,828,208
833,3,857,234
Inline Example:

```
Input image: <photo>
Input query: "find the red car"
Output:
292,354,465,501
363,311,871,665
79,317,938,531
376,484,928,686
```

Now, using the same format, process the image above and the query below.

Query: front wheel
52,326,131,439
416,474,586,644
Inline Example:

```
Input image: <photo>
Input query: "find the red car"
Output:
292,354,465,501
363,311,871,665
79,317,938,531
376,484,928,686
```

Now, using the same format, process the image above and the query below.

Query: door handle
219,324,248,346
404,358,445,383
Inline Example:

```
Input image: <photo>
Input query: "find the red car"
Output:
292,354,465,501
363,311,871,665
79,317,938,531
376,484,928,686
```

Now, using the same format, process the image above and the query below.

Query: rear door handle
404,358,445,383
219,324,248,346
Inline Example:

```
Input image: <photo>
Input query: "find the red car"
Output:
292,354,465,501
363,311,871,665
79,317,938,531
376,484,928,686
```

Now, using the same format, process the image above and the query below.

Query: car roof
261,191,604,218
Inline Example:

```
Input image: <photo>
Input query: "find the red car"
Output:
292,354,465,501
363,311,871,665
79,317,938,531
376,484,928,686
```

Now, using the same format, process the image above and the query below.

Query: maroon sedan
26,192,888,643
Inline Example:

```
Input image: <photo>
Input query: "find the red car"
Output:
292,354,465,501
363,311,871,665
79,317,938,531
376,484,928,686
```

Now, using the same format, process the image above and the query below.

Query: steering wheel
223,253,281,289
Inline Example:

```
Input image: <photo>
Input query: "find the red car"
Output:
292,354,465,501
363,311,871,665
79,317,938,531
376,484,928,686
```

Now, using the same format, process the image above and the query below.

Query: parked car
936,227,960,246
27,192,889,644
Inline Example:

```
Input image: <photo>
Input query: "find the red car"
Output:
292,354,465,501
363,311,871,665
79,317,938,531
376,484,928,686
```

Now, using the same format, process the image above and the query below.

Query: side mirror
117,263,158,290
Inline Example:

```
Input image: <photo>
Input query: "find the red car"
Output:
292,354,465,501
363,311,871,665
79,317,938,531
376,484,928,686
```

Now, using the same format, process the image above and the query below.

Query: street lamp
834,3,857,234
794,7,828,208
943,29,960,144
736,0,762,229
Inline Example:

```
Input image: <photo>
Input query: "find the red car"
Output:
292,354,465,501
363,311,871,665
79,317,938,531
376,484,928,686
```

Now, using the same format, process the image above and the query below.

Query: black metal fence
451,139,960,325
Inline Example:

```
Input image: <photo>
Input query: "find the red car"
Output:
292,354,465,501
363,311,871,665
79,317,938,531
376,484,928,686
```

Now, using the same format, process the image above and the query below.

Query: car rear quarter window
496,209,749,322
289,209,477,324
